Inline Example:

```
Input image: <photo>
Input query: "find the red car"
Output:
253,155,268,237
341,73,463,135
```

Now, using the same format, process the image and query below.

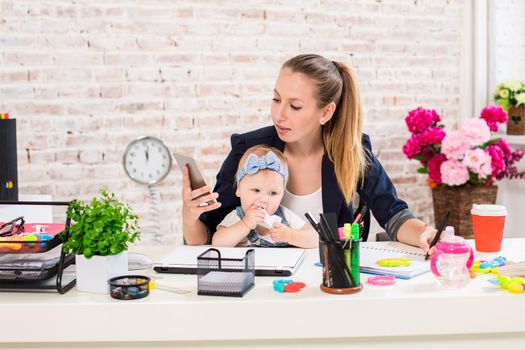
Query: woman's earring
320,120,325,125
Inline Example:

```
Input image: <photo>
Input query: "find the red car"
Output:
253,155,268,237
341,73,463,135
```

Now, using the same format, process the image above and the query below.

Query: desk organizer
0,223,65,254
319,239,362,294
0,245,63,281
197,248,255,297
0,201,76,294
109,275,151,300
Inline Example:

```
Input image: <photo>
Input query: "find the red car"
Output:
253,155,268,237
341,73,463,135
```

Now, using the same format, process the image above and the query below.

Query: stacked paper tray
0,244,63,281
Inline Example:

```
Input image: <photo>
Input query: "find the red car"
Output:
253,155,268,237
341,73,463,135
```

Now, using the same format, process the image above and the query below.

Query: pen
353,205,368,224
424,210,451,261
319,213,338,242
304,212,328,242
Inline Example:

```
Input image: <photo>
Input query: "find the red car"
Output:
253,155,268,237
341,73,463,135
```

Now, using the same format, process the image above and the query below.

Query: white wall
490,0,525,238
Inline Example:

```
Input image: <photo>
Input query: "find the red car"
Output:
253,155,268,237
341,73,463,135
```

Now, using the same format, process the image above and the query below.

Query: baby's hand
269,222,292,243
241,205,266,230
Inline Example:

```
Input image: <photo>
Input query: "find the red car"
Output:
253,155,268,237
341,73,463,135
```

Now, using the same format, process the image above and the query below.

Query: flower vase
432,185,498,239
75,252,128,294
507,105,525,135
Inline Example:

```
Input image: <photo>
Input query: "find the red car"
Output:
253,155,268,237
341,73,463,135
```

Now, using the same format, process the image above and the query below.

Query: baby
212,145,318,248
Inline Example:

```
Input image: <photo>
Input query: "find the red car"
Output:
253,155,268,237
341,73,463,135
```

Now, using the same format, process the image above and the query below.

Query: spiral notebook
360,242,430,279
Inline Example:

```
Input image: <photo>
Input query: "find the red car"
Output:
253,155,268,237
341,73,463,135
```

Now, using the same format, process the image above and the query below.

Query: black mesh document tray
197,248,255,297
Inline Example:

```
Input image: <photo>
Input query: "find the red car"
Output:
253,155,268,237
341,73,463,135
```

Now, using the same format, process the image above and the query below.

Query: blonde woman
182,54,437,253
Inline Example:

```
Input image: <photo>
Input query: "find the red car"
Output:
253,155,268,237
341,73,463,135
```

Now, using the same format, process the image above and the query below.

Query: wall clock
123,136,172,242
123,136,172,185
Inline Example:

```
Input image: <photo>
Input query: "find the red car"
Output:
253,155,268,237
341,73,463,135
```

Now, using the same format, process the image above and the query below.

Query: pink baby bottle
431,226,474,289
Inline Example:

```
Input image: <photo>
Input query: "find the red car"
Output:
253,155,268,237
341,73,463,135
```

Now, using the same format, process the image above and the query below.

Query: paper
359,241,430,279
258,214,282,229
199,271,253,293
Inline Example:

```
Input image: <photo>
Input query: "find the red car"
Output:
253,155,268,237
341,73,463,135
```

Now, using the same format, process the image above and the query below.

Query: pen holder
319,239,362,294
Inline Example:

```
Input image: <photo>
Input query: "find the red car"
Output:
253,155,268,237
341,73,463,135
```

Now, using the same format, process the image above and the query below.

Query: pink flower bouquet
402,106,524,188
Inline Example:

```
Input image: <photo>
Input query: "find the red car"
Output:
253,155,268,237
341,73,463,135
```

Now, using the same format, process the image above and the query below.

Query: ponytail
283,54,367,204
324,62,366,203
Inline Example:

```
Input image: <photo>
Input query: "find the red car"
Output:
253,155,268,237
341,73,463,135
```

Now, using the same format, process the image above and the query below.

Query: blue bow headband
236,151,288,184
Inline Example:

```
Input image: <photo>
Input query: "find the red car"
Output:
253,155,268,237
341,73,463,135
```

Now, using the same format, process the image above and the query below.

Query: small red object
292,282,306,288
283,282,306,293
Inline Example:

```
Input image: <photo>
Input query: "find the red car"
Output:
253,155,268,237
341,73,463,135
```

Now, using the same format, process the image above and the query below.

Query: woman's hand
181,165,220,245
417,225,439,255
181,165,221,220
397,219,439,255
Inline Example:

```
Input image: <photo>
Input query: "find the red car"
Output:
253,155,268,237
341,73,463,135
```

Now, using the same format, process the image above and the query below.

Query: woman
182,54,437,252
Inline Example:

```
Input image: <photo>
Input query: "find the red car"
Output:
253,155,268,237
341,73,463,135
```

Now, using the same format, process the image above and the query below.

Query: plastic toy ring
367,275,396,286
376,258,411,267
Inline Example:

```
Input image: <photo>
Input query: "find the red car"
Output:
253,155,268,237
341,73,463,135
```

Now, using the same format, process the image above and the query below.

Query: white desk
1,239,525,350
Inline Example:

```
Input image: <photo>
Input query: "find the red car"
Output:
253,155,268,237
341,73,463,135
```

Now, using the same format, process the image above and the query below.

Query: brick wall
0,0,467,244
493,0,525,84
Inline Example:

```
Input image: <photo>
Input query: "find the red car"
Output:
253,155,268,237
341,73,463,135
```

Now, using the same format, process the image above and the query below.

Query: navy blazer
200,126,408,236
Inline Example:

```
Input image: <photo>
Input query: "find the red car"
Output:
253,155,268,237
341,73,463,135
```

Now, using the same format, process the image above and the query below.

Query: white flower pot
75,252,128,294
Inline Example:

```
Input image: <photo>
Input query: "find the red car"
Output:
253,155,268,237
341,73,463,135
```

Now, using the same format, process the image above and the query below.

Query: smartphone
173,152,216,206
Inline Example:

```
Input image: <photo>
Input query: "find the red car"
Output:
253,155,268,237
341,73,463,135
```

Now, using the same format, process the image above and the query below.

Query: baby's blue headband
236,151,288,184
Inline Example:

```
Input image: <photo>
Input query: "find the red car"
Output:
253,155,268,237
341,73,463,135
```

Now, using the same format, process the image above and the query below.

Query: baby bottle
430,226,474,289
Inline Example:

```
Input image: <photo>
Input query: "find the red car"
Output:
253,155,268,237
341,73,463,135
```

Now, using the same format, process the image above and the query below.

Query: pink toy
367,275,396,286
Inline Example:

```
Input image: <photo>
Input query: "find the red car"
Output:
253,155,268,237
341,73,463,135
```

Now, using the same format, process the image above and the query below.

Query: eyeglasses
0,216,25,237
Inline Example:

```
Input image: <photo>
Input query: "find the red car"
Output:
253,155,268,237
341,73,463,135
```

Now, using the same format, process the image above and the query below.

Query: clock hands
144,144,149,162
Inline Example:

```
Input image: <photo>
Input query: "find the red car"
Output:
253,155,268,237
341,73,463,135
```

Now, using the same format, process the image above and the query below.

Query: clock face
123,136,172,185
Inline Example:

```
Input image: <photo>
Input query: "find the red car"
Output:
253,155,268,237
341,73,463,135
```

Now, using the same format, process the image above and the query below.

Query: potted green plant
61,190,140,294
494,81,525,135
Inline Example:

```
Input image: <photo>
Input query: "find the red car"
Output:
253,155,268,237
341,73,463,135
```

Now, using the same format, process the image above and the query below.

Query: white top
218,206,306,246
281,187,323,222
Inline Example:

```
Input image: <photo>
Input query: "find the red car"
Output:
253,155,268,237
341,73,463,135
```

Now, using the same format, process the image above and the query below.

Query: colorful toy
272,279,306,293
376,258,411,267
367,275,396,286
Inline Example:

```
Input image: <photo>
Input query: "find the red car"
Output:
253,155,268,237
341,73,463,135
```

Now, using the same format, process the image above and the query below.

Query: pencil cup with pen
431,226,474,289
305,212,363,294
319,238,362,294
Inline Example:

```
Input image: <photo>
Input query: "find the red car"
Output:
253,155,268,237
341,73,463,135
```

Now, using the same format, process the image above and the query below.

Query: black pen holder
319,239,362,294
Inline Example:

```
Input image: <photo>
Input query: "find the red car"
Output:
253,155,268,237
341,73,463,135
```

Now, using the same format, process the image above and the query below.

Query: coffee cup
471,204,507,252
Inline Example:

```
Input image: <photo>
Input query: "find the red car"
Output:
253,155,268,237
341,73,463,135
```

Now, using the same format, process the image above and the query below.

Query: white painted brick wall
493,0,525,82
0,0,468,243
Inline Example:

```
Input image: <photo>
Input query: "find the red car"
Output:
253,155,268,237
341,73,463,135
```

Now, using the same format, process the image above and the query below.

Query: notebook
154,246,306,276
359,241,430,279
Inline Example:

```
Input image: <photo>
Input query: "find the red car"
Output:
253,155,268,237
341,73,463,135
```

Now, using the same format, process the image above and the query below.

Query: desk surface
1,239,525,349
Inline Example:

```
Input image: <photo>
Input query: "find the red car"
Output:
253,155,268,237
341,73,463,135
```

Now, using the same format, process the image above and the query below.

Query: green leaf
62,190,141,258
417,167,429,174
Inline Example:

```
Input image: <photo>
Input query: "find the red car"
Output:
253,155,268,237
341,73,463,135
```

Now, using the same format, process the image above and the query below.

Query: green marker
343,223,352,279
351,223,360,286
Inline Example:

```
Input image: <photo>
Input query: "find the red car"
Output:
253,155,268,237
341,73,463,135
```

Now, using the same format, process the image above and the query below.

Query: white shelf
496,134,525,145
